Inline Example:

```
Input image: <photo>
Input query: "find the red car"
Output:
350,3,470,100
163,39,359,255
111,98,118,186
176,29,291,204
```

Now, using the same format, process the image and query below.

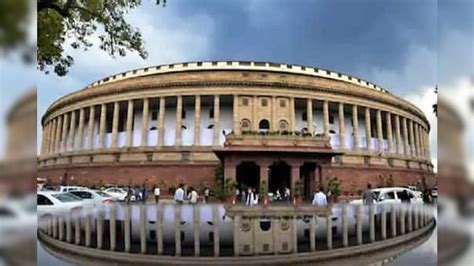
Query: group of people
173,184,203,205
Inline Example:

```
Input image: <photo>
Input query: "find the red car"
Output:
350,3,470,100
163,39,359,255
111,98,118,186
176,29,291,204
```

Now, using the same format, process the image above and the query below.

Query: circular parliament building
38,61,434,197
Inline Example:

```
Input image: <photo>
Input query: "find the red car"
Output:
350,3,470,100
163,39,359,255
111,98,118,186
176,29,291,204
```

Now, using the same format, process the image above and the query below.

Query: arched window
259,119,270,132
279,120,289,131
241,119,251,132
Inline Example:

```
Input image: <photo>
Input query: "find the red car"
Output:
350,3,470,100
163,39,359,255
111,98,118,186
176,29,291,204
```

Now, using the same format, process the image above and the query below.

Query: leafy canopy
37,0,166,76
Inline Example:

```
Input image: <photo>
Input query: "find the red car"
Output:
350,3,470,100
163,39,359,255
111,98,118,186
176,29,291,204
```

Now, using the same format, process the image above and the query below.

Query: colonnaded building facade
38,61,434,197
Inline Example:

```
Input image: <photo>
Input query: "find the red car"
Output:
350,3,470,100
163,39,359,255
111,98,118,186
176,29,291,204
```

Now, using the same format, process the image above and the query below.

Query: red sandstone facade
38,61,435,197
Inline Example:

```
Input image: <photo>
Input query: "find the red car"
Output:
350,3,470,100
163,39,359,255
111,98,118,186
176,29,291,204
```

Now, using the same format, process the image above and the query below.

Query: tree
37,0,166,76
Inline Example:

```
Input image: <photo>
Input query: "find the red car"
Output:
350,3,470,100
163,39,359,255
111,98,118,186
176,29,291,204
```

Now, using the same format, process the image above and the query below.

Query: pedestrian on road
126,186,133,204
312,187,327,206
188,187,199,205
174,184,185,204
362,183,377,205
204,187,210,203
142,184,148,203
154,185,160,204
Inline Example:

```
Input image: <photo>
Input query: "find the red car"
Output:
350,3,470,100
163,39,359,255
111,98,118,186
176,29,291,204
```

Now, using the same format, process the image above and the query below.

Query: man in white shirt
154,185,160,204
312,187,327,206
188,187,199,204
174,184,185,204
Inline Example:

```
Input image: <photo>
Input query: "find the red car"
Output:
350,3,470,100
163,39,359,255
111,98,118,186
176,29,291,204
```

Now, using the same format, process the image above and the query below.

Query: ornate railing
38,203,435,265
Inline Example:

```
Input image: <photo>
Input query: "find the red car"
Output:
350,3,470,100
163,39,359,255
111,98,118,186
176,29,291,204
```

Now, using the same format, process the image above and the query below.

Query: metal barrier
38,202,435,265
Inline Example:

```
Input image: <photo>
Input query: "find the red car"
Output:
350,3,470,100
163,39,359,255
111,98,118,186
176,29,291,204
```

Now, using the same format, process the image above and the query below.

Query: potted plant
260,180,269,205
327,176,341,203
224,178,238,204
293,179,304,204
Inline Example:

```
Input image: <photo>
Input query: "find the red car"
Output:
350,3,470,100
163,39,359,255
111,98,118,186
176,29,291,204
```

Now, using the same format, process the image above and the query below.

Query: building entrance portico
214,133,341,199
268,161,291,195
236,161,260,192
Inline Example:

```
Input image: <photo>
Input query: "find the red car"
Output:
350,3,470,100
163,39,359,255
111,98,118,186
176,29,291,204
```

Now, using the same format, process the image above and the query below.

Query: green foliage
37,0,166,76
214,164,225,198
0,0,32,56
259,179,268,196
294,179,304,197
224,178,237,197
327,176,341,197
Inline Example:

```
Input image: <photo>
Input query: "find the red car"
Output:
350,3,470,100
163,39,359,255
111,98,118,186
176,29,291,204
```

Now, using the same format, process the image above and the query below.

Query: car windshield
52,193,83,202
96,191,111,197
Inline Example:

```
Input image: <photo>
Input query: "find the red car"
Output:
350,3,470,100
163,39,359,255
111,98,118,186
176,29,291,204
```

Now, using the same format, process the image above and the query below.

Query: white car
104,187,129,201
37,191,88,219
0,199,37,248
56,186,88,193
69,189,114,207
350,187,423,205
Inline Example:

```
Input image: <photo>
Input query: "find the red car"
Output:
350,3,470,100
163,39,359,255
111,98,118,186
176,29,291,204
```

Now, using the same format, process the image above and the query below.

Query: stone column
252,96,258,131
48,119,56,154
194,95,201,146
98,104,107,149
175,95,182,146
111,102,120,148
233,95,240,134
55,116,63,153
158,97,165,146
386,112,393,154
271,96,277,131
365,107,371,151
395,115,402,154
125,100,134,147
425,129,431,160
87,106,95,150
290,162,301,198
323,100,329,136
141,98,149,147
224,161,236,182
259,161,270,192
414,123,420,158
61,113,69,152
76,108,85,150
352,105,359,150
402,117,409,156
307,98,314,134
41,122,48,155
68,111,76,151
338,102,345,148
419,125,424,158
213,95,220,146
408,120,415,157
376,110,383,152
290,97,296,132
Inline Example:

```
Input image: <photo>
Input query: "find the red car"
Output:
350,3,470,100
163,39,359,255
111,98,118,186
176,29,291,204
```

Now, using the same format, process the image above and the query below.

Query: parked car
69,189,114,207
104,187,133,201
0,199,37,248
53,186,88,193
431,187,438,198
350,187,423,205
37,191,88,218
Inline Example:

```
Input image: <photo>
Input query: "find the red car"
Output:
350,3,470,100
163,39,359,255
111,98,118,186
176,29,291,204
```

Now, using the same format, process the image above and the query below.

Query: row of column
41,95,430,160
298,99,430,159
41,95,222,155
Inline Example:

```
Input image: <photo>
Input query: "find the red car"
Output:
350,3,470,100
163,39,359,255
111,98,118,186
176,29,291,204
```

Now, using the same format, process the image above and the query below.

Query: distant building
38,61,434,197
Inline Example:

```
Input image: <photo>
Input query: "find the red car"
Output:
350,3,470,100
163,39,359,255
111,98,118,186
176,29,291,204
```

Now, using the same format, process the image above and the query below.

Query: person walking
126,186,133,204
362,183,377,205
154,185,160,204
284,187,291,202
174,184,185,204
245,188,254,206
142,184,148,204
188,187,199,205
312,187,327,206
204,187,210,203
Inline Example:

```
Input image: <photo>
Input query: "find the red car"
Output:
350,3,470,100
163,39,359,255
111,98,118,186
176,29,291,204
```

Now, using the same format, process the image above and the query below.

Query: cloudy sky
1,0,472,175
